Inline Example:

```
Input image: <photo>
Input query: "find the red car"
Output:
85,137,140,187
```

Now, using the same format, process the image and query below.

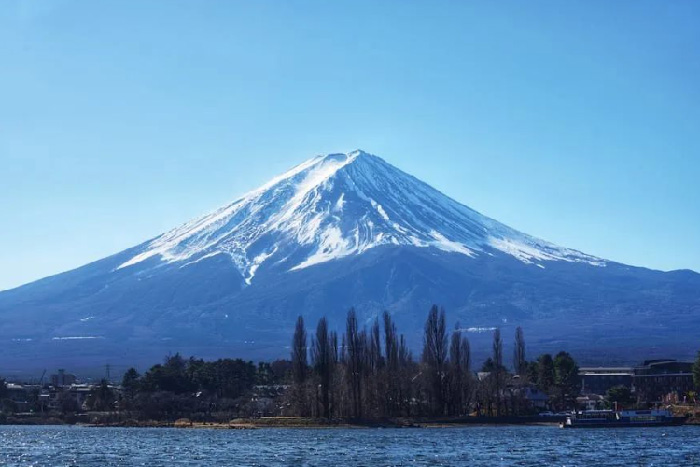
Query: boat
560,409,686,428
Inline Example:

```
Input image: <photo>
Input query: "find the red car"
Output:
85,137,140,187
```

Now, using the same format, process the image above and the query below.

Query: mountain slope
1,150,698,376
116,150,604,280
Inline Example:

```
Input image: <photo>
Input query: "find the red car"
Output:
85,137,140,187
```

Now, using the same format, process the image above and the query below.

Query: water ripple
1,425,699,466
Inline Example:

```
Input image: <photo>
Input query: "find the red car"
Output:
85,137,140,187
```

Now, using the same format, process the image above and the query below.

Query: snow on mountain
116,150,605,282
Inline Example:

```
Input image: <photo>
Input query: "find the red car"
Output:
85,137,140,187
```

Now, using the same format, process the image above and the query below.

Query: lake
1,425,699,466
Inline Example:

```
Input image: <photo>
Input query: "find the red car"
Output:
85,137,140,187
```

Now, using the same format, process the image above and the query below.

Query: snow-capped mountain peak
117,150,604,282
10,150,700,374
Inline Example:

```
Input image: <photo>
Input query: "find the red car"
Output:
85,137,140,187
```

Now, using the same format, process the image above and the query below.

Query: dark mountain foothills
3,309,700,427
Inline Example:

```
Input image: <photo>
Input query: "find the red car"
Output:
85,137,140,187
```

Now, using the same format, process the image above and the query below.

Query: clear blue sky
1,0,699,291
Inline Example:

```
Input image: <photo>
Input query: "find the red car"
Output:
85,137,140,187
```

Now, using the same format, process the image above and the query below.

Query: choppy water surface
1,425,699,466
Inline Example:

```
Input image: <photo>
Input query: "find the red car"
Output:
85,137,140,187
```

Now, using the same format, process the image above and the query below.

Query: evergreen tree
606,385,634,408
121,368,141,407
525,360,539,384
536,354,555,393
122,368,140,390
553,351,580,410
91,379,115,411
141,353,195,393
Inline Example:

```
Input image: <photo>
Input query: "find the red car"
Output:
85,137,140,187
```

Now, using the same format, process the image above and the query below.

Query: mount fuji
1,150,699,375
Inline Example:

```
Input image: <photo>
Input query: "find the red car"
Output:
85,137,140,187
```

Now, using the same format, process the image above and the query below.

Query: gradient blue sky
1,1,699,290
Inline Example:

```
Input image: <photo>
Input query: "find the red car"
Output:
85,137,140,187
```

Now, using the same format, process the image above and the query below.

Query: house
576,394,604,411
519,386,549,410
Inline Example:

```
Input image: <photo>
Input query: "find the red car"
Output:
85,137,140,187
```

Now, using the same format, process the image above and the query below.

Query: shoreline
0,415,601,429
4,414,699,429
2,415,563,429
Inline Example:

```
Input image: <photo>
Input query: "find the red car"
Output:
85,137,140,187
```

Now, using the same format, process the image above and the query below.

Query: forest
108,305,581,421
0,305,605,424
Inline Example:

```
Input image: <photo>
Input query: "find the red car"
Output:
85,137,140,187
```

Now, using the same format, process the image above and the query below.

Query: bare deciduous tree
423,305,448,416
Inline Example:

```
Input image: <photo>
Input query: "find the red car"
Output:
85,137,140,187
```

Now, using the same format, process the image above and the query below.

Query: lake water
1,425,699,466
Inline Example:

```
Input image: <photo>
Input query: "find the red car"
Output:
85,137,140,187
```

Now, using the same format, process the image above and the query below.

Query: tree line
1,305,604,423
286,305,581,419
117,355,290,420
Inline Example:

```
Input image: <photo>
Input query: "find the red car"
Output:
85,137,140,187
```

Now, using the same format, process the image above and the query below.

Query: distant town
2,306,699,427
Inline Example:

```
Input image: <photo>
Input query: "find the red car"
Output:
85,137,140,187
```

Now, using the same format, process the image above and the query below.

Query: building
50,369,77,387
579,367,634,395
519,386,550,410
579,359,694,403
632,360,694,403
576,394,605,411
37,383,111,412
6,383,32,412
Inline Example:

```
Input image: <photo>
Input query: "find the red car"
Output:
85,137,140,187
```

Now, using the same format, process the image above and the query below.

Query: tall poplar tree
423,305,448,416
292,316,308,385
492,328,503,416
345,308,365,418
291,315,309,415
513,327,526,377
537,353,555,394
311,317,333,419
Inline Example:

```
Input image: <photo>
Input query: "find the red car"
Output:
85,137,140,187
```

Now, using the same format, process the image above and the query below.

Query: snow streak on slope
117,150,605,281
